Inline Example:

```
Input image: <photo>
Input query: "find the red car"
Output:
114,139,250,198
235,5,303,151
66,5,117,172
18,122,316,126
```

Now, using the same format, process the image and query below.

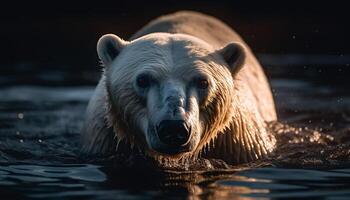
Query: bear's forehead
127,33,214,57
108,33,228,81
117,33,217,69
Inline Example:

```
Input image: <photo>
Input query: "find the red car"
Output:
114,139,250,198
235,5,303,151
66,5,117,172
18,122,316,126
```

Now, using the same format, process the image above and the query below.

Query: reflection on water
1,164,350,199
0,64,349,198
212,168,350,199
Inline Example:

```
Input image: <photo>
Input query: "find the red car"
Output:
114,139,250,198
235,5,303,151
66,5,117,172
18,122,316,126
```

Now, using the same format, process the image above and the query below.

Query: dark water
0,55,349,199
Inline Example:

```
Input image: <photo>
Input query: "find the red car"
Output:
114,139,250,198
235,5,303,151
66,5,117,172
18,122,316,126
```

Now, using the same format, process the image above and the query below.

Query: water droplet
19,139,24,143
17,113,24,119
38,139,42,143
16,131,20,135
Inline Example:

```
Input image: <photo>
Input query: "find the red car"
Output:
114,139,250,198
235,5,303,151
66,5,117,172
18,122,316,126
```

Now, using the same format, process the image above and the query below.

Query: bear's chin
150,146,191,155
144,148,195,163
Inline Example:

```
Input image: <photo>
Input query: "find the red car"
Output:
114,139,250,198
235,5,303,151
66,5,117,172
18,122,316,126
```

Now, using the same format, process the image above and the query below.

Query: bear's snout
157,120,190,147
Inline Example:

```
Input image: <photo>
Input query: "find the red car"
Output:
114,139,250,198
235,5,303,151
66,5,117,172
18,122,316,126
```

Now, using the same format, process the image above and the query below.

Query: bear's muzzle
156,120,191,148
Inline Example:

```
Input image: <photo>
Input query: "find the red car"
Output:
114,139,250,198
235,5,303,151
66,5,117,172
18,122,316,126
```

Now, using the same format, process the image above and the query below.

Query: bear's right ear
218,42,246,76
97,34,129,66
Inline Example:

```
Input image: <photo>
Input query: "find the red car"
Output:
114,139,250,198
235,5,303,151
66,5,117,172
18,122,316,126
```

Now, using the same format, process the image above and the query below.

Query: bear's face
97,33,245,158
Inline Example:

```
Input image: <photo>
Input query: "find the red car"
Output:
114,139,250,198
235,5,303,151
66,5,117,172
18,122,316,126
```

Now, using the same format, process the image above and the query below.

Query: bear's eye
195,78,209,90
136,74,152,89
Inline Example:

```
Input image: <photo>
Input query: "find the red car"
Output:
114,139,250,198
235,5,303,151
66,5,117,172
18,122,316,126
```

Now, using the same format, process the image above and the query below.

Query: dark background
0,0,349,85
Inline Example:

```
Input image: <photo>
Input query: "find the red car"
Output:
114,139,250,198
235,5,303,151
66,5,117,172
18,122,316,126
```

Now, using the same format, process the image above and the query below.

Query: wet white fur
81,11,277,164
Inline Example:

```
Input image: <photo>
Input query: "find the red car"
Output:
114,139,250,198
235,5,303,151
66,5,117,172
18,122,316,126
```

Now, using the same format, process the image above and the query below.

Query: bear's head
97,33,246,160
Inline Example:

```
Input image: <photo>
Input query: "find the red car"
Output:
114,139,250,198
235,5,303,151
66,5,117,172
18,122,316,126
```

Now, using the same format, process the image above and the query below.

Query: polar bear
81,11,277,164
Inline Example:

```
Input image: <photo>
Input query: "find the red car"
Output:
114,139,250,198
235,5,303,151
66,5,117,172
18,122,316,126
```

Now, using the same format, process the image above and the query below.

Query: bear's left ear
218,42,246,76
97,34,129,66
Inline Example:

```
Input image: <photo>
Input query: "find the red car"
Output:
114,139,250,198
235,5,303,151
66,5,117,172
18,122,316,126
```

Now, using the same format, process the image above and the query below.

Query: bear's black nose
157,120,190,146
